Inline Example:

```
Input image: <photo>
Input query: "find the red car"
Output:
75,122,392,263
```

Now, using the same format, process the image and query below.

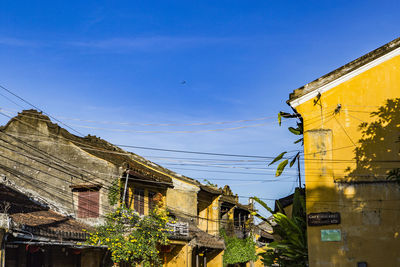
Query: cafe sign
307,212,340,226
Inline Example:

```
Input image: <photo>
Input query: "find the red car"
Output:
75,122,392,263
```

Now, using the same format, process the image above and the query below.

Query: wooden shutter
134,188,145,215
148,191,156,211
78,190,99,218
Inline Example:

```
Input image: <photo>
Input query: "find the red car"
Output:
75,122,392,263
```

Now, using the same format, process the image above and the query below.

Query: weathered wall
220,206,235,236
167,178,199,218
0,115,119,225
162,242,192,267
198,195,220,236
206,249,223,267
296,53,400,266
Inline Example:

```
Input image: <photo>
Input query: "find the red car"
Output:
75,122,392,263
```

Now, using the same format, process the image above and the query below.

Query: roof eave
288,36,400,108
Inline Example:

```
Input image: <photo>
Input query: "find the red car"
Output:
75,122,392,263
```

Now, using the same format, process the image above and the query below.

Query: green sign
321,229,341,241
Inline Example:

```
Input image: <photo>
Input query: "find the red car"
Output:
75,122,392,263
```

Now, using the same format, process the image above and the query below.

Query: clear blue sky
0,0,399,214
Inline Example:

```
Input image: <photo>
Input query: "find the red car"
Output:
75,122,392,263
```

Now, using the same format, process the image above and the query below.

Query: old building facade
288,37,400,266
0,110,257,266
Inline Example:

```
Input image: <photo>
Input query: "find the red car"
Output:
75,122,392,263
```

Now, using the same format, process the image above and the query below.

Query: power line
2,130,400,223
5,109,278,127
115,144,296,159
0,110,299,160
0,84,85,137
0,109,280,133
1,111,398,182
1,108,331,134
159,167,292,176
0,93,26,110
0,105,331,128
333,115,356,146
4,129,399,168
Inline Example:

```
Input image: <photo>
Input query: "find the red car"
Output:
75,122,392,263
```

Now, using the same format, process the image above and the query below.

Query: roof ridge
288,36,400,105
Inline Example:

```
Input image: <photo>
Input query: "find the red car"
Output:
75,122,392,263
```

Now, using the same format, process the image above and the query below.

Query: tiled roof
11,210,90,235
189,225,225,250
200,185,222,195
0,183,90,241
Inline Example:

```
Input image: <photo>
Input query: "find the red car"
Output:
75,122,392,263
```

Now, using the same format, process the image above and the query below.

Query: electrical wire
333,116,356,146
0,85,85,137
0,105,333,128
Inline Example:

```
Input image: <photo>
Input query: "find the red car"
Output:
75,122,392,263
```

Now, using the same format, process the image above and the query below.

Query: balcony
166,221,189,237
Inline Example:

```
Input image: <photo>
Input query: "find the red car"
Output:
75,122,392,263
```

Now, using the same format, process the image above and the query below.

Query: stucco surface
295,53,400,266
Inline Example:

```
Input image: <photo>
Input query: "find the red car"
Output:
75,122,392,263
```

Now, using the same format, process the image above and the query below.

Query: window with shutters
148,190,156,211
78,190,100,218
134,188,145,215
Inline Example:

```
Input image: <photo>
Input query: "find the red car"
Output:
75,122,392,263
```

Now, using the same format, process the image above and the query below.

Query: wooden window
78,190,99,218
134,188,145,215
148,191,157,211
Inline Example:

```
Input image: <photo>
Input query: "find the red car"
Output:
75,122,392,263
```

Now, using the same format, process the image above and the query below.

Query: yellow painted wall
220,206,235,236
162,243,192,267
207,250,223,267
125,182,195,267
198,196,220,235
295,54,400,266
166,178,199,217
252,245,265,267
126,183,167,215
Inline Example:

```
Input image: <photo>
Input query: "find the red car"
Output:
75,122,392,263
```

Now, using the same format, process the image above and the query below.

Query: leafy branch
269,112,303,177
220,229,257,266
251,188,308,266
85,206,170,266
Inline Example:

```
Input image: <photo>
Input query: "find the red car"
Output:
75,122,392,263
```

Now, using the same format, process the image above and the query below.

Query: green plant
252,188,308,267
270,112,303,177
203,179,218,187
220,229,257,266
85,206,170,266
108,178,122,206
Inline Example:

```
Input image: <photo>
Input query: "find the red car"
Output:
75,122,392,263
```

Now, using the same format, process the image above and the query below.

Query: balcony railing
166,222,189,237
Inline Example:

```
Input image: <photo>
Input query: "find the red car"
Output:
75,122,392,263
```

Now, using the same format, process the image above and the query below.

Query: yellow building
288,37,400,266
122,170,225,267
0,110,262,267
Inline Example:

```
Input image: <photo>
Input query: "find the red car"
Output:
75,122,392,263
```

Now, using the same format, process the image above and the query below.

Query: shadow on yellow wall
306,98,400,266
346,98,400,179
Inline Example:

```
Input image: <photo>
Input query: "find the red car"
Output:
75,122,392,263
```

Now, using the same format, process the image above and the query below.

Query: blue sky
0,0,399,213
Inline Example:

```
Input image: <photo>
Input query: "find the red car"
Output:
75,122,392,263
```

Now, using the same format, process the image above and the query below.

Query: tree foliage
252,188,308,267
86,206,170,265
270,112,303,177
87,177,170,266
221,229,257,266
108,178,122,206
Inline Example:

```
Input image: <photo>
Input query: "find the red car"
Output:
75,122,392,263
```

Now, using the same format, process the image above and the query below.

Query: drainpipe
122,172,129,207
206,207,209,233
